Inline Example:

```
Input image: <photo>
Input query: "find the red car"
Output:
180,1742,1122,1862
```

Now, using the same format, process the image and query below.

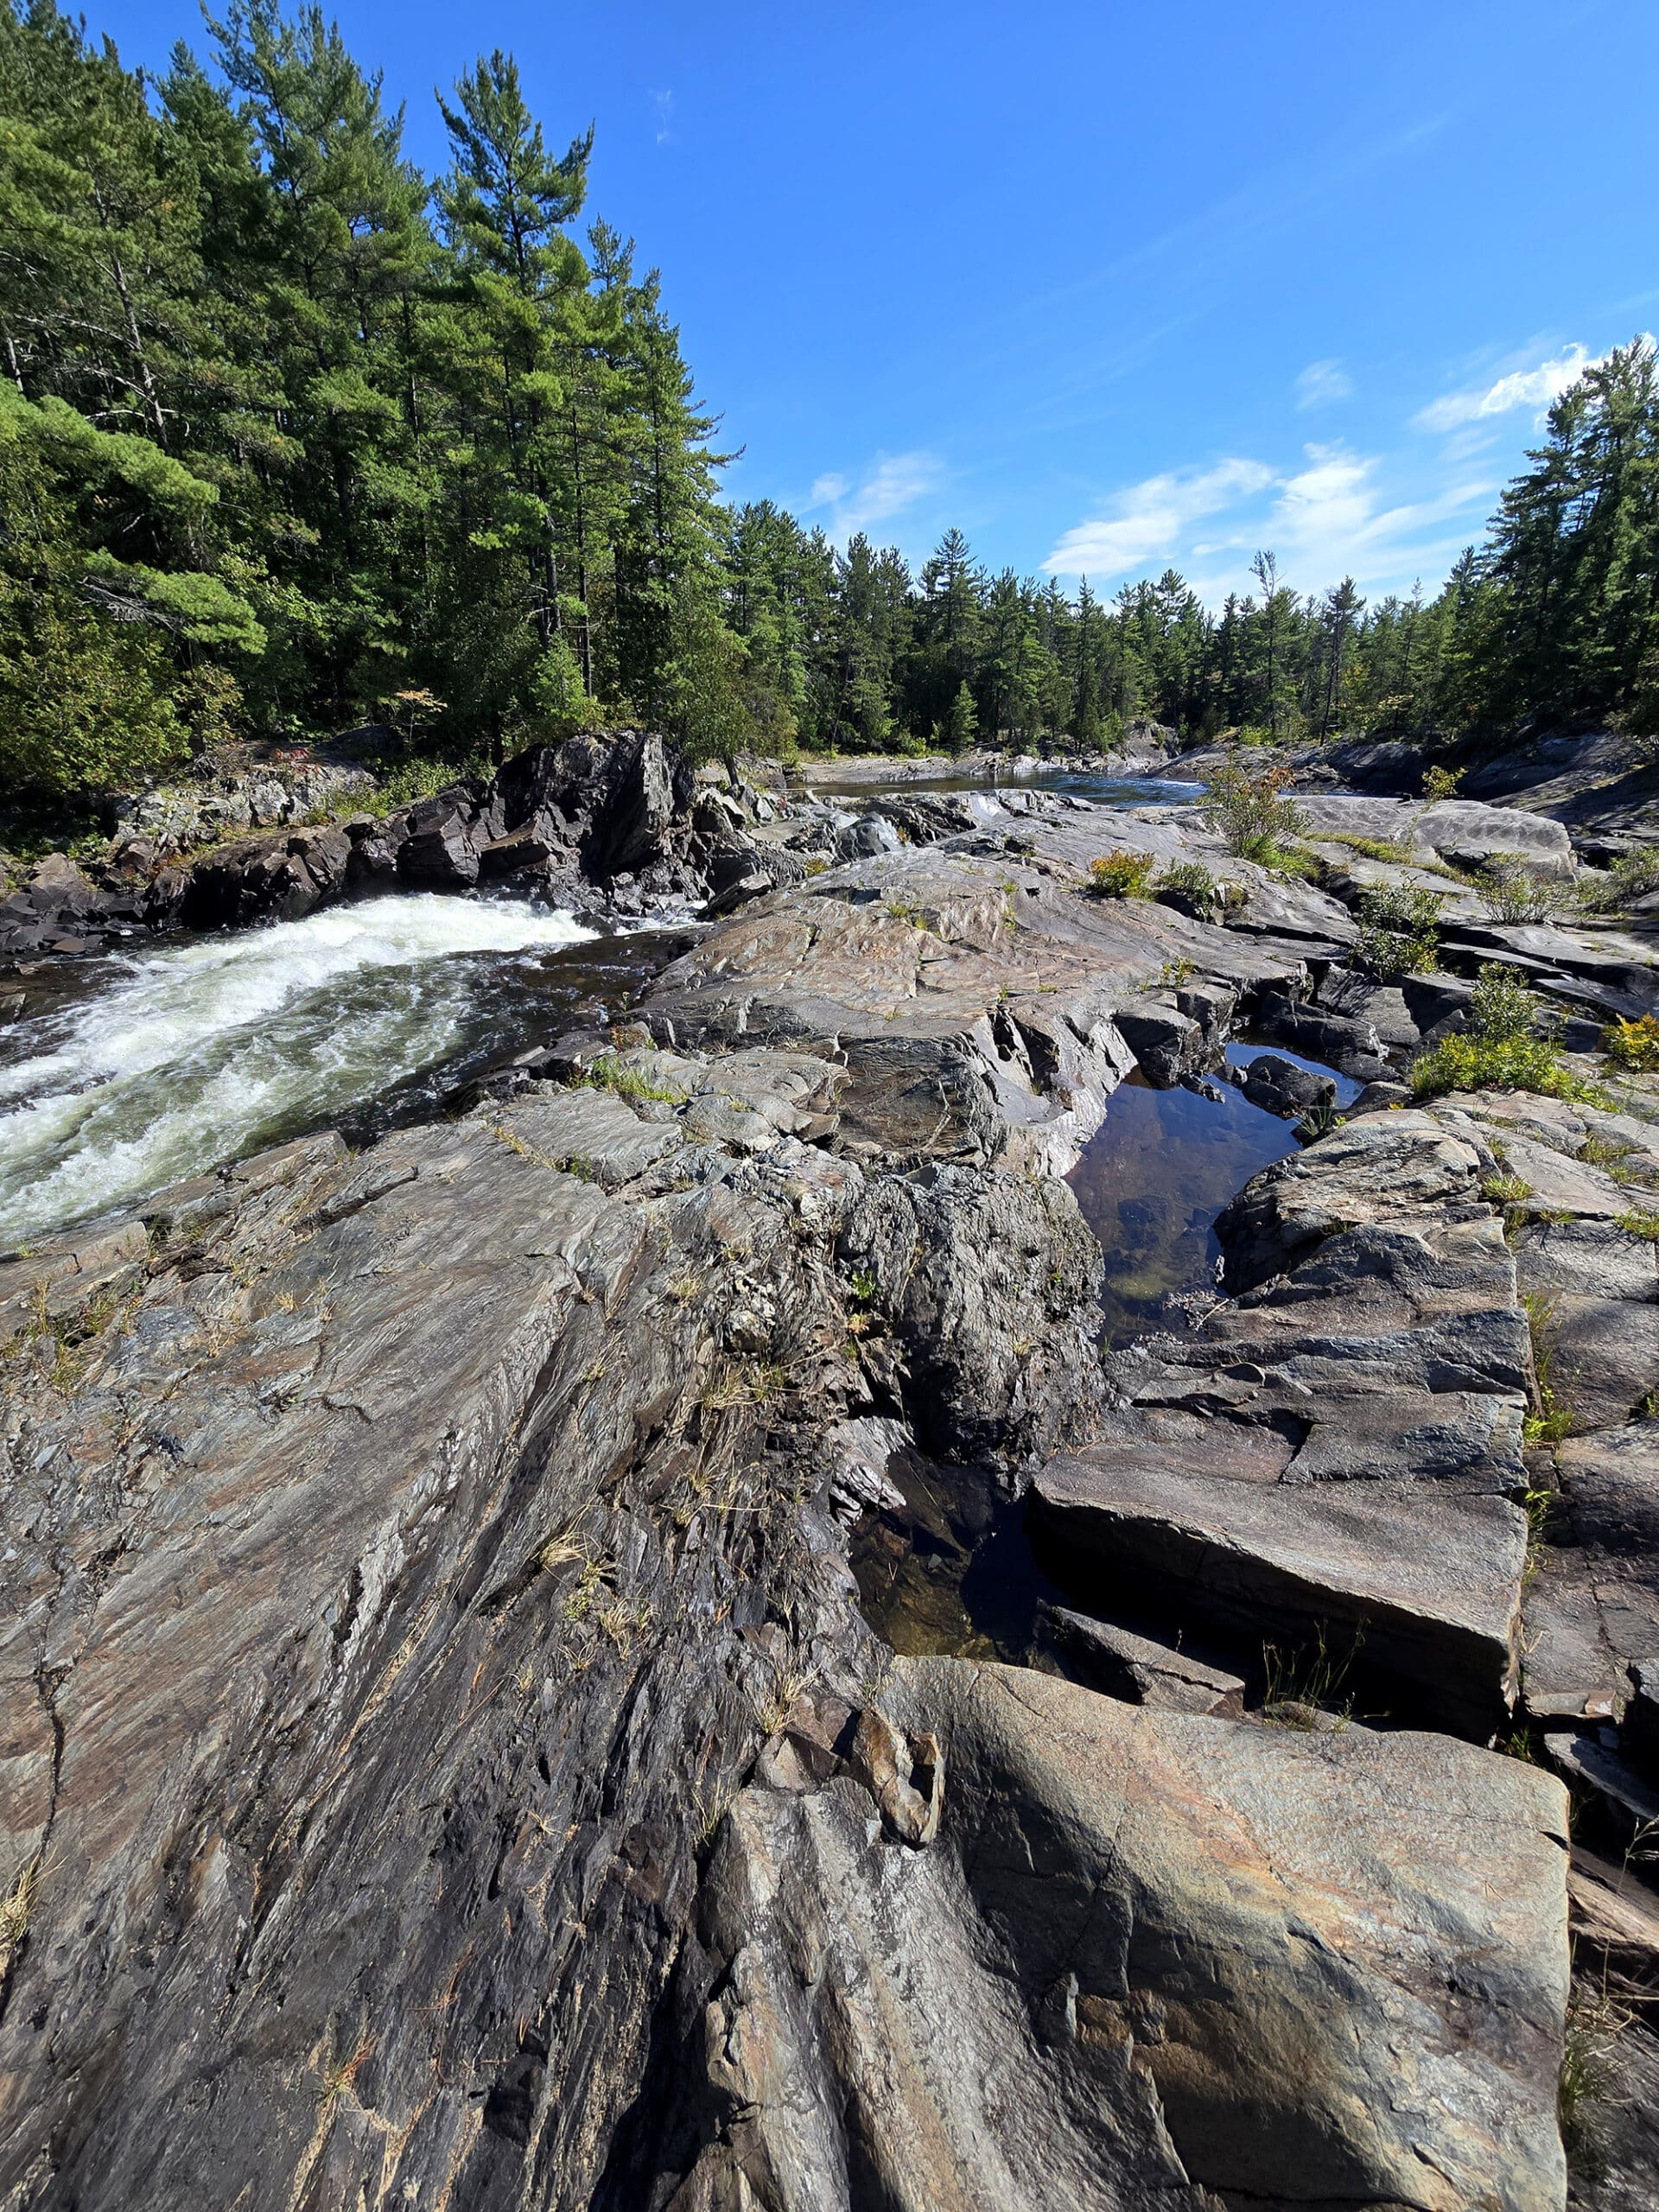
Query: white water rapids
0,894,598,1246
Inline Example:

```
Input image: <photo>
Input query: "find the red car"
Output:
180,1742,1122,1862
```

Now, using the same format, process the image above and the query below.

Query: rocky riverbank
4,741,1659,2206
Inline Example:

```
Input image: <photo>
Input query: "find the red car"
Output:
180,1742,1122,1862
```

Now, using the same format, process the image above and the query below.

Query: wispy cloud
1295,358,1353,409
1413,344,1592,433
1041,460,1274,579
1046,440,1494,606
809,451,943,542
651,88,674,144
1264,443,1492,588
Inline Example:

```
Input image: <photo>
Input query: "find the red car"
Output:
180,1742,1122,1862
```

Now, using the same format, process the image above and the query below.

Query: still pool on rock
851,1045,1362,1662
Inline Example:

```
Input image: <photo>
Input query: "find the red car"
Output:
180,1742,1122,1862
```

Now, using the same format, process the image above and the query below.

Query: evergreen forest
3,0,1658,801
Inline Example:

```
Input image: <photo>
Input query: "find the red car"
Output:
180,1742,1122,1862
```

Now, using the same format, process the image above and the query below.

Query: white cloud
1040,459,1274,578
1295,359,1353,409
1046,439,1495,607
1413,345,1592,433
1266,442,1491,588
652,89,674,144
810,451,942,542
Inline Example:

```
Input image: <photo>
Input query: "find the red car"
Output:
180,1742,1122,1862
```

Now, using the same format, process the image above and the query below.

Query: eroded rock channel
4,738,1656,2209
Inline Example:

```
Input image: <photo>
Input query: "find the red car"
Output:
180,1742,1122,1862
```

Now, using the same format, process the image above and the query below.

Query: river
0,894,685,1246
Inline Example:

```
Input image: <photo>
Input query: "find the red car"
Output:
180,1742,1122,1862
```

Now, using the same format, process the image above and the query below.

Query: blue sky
106,0,1659,606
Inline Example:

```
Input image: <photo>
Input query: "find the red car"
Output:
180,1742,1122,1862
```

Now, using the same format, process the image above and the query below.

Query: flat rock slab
1525,1423,1659,1721
1033,1448,1528,1731
684,1656,1569,2212
1298,791,1576,874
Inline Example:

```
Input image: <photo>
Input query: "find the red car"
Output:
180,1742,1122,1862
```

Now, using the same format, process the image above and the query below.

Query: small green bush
1468,962,1538,1041
1088,849,1158,899
1352,885,1443,978
1411,1032,1567,1100
1411,962,1611,1102
1157,858,1217,900
1605,1014,1659,1071
1478,855,1569,924
1199,760,1309,863
1576,850,1659,914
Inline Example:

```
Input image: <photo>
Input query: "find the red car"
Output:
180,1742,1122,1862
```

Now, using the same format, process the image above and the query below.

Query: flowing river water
0,894,687,1246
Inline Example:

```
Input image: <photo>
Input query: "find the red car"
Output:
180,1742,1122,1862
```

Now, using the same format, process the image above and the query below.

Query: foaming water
0,895,599,1244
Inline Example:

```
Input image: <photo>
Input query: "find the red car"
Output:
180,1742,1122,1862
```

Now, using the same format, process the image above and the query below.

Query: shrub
1199,760,1309,863
1469,962,1539,1041
1478,855,1569,924
1579,850,1659,913
1605,1014,1659,1071
1088,849,1158,899
1410,962,1611,1101
1154,857,1232,913
1352,885,1443,978
1422,764,1465,802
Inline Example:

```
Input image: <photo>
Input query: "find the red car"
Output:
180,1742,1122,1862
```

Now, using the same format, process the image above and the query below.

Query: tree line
2,0,1656,801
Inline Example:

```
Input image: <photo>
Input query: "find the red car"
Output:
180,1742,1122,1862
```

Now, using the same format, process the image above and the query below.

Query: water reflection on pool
1067,1045,1363,1343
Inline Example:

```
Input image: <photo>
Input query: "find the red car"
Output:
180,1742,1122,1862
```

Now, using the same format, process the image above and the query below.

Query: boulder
1230,1048,1335,1119
676,1657,1569,2212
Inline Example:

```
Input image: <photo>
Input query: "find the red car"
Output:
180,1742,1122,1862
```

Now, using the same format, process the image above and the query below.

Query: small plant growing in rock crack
1479,1168,1535,1236
1260,1624,1361,1729
700,1357,786,1412
0,1855,40,1979
1577,1128,1635,1169
1325,831,1419,865
1422,763,1465,803
318,2033,372,2110
1296,1097,1344,1143
1157,955,1197,988
883,895,932,929
1086,849,1159,899
1521,1290,1574,1444
1412,964,1611,1105
1576,849,1659,914
1156,859,1218,903
577,1054,690,1105
665,1270,704,1304
1558,1993,1630,2180
1477,855,1570,925
1351,884,1444,979
1617,1207,1659,1242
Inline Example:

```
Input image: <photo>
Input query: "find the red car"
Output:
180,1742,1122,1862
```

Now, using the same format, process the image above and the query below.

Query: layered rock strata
0,766,1611,2208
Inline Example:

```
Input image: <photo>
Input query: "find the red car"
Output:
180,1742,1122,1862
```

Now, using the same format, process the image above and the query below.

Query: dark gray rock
1231,1048,1336,1119
1038,1606,1246,1713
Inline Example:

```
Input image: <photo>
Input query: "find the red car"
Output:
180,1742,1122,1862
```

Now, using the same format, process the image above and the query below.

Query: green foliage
1086,849,1158,899
1422,764,1465,801
1155,857,1218,901
1198,759,1308,862
1605,1014,1659,1071
1352,884,1443,977
3,0,1655,801
1478,856,1570,924
1411,964,1609,1102
1469,961,1540,1041
1578,850,1659,913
